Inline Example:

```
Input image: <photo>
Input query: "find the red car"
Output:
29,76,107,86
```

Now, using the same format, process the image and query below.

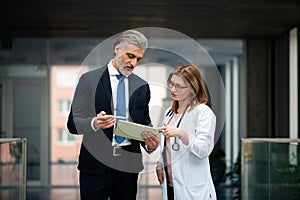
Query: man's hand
141,131,159,151
93,111,115,129
156,164,164,184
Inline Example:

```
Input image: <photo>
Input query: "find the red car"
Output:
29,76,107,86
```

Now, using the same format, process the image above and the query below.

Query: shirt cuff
156,161,163,169
91,117,99,132
145,145,154,153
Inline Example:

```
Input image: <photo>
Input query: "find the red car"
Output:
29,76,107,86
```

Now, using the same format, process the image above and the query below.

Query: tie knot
116,74,123,80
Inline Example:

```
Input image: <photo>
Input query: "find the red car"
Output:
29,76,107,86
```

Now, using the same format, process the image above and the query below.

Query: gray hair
113,30,148,50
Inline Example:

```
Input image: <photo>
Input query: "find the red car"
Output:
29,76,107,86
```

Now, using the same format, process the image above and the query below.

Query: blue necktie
115,74,126,143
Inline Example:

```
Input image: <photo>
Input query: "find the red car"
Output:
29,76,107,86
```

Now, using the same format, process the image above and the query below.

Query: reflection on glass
242,138,300,200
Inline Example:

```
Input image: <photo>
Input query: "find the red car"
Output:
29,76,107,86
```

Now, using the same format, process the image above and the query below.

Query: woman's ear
189,89,195,97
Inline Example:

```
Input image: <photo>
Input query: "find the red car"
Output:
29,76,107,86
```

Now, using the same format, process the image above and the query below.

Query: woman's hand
160,123,181,138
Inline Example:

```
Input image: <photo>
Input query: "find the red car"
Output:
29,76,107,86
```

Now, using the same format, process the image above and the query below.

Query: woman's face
168,74,192,103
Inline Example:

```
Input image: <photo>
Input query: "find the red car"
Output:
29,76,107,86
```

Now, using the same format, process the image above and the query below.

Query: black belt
112,145,131,157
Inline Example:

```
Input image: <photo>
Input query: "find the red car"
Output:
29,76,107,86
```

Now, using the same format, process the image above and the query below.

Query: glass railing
242,138,300,200
0,138,27,200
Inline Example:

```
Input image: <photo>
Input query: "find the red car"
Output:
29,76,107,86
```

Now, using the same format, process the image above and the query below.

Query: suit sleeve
140,83,154,152
67,73,95,135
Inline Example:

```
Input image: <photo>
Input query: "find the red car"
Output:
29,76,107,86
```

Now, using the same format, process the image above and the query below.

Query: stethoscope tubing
164,105,189,151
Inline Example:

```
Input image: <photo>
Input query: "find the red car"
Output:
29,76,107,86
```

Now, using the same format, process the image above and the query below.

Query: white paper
114,120,159,141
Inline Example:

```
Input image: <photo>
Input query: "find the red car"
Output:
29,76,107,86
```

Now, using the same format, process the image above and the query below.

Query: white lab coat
158,104,217,200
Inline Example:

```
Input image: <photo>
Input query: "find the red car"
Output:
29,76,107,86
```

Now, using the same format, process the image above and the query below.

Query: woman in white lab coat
156,64,217,200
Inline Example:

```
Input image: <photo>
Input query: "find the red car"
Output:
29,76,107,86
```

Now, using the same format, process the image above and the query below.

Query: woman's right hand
156,165,164,184
160,123,180,138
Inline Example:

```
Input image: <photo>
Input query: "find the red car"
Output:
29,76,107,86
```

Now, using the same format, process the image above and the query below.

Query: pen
112,116,127,119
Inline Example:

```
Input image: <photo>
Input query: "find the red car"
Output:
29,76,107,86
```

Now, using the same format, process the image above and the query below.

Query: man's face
113,43,145,76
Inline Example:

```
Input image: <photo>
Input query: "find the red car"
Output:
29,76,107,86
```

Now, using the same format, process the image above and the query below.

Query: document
114,120,159,141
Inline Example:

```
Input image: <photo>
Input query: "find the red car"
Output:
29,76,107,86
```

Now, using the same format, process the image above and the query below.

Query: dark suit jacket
67,65,151,175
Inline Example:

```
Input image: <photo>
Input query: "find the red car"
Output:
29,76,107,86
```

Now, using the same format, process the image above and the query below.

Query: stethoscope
164,105,189,151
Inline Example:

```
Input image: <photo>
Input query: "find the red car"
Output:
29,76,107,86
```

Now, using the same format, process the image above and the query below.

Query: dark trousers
164,166,174,200
167,184,174,200
79,169,139,200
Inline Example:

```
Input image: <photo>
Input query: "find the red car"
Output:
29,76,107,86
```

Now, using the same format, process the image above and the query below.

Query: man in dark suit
67,29,159,200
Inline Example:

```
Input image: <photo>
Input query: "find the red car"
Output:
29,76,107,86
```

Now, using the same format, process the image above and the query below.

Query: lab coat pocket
187,184,216,199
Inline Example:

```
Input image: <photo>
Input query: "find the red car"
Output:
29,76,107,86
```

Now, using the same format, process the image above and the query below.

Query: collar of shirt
108,59,128,92
108,59,120,77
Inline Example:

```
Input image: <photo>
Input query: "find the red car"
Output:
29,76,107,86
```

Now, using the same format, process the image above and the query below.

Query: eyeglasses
167,82,189,91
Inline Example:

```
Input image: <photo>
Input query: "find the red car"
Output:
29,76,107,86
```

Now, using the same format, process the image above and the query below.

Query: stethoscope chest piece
172,141,180,151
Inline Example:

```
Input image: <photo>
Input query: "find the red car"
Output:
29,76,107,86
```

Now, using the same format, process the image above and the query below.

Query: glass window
56,69,79,87
57,99,71,115
57,129,75,144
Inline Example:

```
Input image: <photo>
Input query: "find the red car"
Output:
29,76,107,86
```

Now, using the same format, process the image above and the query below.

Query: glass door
13,82,41,181
12,79,48,185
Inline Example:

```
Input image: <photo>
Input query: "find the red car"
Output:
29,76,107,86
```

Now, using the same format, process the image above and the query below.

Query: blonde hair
168,64,208,113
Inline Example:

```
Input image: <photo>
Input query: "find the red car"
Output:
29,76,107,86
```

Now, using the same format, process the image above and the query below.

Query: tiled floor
1,162,239,199
27,188,80,200
24,185,239,200
0,185,238,199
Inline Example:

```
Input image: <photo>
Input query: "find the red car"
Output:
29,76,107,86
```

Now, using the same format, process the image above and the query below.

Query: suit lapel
95,67,113,114
128,74,136,112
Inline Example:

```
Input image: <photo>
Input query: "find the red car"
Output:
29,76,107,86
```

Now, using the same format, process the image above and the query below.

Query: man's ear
114,44,120,55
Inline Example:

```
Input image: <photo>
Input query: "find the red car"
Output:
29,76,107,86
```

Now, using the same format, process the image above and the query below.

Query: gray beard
116,59,132,77
119,66,132,77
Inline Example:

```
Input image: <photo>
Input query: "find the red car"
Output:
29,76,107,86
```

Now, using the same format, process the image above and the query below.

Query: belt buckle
113,146,122,156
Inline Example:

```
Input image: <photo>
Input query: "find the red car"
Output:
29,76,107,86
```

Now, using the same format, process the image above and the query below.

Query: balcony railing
0,138,27,200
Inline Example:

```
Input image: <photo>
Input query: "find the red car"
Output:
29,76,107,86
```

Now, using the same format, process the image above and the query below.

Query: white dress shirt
91,60,131,146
